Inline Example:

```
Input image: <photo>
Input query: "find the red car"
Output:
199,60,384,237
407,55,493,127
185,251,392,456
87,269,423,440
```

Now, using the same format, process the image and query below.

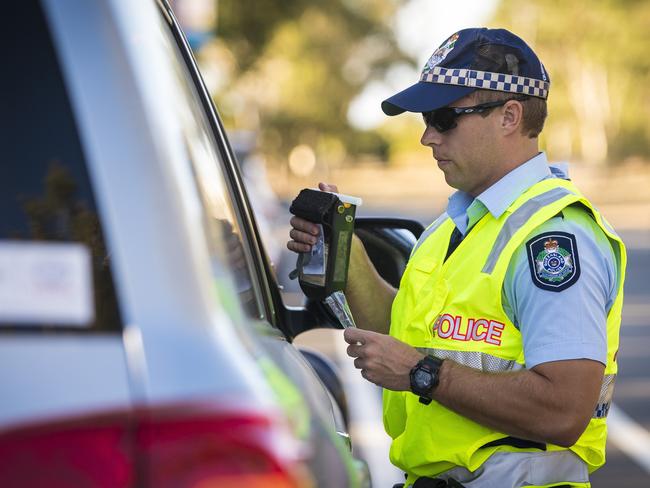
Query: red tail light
0,413,134,488
0,402,312,488
137,402,312,488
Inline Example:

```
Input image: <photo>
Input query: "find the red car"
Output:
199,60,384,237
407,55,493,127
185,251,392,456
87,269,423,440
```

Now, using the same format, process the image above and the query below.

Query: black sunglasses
422,96,529,133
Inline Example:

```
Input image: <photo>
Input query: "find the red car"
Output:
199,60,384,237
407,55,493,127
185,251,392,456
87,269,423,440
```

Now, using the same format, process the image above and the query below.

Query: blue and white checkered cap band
420,66,549,99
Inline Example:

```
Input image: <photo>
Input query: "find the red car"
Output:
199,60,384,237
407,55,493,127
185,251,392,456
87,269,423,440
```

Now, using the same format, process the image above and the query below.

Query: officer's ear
501,99,524,136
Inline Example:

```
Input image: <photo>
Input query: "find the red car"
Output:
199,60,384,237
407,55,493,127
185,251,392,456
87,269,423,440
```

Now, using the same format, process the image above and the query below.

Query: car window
153,7,267,322
0,0,122,332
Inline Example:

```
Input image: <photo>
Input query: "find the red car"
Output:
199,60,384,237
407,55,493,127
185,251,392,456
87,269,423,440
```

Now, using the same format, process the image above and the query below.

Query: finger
287,241,311,253
343,327,368,345
289,228,319,246
353,358,365,370
290,216,321,236
346,344,363,358
318,182,339,193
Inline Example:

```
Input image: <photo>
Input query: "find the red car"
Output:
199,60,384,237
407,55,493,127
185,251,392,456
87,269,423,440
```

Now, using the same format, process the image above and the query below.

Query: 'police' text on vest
432,314,505,345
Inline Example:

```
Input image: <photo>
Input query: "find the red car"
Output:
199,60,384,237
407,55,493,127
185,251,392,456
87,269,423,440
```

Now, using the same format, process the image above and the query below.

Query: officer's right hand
287,182,338,254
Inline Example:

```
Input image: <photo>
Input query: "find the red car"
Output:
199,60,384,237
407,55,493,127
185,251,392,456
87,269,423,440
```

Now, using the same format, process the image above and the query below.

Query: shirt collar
476,152,553,219
446,153,566,233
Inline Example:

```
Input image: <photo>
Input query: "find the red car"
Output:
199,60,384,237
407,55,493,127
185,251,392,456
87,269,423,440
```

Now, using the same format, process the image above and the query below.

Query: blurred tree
205,0,409,168
492,0,650,164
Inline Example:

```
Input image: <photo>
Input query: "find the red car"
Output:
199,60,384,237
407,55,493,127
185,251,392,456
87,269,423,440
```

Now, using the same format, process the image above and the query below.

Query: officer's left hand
344,328,424,391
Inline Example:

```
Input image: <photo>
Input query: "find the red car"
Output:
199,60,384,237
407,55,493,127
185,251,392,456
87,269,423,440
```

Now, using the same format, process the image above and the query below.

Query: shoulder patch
526,231,580,292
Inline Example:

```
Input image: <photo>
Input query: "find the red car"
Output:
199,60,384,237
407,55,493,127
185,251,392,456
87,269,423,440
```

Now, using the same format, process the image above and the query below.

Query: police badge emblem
526,231,580,292
422,33,460,74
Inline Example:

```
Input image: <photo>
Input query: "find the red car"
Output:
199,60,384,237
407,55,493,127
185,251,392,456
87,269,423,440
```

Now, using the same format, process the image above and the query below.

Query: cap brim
381,81,476,115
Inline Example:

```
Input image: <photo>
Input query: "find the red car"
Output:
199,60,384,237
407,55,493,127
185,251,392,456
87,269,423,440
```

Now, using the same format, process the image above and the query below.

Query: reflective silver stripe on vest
482,187,575,274
437,450,588,487
412,213,449,256
417,347,524,373
601,216,618,237
419,346,615,419
594,374,616,419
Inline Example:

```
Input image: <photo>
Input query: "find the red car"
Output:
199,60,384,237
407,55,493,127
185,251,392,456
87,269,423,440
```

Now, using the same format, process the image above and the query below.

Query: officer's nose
421,125,442,147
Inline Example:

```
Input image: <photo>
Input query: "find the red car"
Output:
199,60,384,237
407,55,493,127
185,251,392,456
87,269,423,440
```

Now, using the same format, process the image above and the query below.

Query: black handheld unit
289,188,361,300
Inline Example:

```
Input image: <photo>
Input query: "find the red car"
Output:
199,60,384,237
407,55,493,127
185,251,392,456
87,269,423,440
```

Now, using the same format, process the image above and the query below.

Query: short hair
471,89,547,138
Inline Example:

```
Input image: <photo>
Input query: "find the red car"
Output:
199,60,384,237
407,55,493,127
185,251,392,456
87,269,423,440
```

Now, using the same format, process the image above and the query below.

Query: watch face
414,368,433,389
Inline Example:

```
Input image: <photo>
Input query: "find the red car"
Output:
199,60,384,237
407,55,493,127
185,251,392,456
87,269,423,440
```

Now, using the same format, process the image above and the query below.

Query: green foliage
216,1,306,71
211,0,410,165
491,0,650,163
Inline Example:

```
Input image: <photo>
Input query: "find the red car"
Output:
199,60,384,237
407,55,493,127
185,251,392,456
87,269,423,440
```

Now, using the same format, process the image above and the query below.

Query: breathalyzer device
289,188,362,328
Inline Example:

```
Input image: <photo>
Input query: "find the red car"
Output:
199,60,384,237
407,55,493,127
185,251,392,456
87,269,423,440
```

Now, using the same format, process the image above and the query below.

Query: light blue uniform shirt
446,153,617,368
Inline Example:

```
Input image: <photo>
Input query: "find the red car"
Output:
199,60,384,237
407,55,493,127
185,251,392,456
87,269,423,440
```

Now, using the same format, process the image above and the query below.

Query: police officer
288,28,625,487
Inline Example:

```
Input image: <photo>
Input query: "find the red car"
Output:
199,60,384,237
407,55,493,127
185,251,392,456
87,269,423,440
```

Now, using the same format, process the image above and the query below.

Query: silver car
0,0,369,486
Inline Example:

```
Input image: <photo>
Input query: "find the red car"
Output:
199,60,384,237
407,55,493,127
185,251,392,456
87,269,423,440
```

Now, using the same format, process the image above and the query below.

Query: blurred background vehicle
0,0,371,486
171,0,650,486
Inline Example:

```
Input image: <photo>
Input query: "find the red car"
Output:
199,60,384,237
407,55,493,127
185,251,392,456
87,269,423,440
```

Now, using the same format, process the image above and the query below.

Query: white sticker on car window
0,241,94,326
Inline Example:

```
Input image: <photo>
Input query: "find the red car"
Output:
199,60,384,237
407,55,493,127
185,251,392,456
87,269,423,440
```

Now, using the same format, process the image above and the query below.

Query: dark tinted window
0,1,122,331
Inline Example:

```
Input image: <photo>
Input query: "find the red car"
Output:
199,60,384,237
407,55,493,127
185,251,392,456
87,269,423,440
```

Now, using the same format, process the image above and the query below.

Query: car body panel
42,0,277,407
0,336,130,428
2,0,371,485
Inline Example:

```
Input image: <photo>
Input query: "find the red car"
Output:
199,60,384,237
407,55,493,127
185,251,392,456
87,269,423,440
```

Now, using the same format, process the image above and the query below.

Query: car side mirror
283,217,424,336
354,218,424,288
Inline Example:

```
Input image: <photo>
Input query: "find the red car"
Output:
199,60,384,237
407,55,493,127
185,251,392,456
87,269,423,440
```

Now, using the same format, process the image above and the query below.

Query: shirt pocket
403,258,449,343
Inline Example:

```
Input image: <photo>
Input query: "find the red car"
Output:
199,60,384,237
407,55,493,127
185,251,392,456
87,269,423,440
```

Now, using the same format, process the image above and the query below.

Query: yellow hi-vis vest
384,177,626,481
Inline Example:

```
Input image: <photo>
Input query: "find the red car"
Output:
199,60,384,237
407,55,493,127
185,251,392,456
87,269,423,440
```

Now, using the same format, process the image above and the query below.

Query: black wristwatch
409,355,444,405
